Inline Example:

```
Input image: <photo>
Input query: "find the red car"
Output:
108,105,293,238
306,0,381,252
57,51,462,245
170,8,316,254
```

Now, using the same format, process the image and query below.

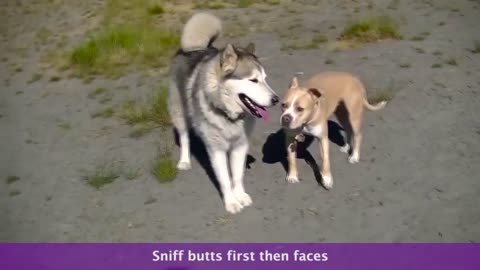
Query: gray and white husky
168,13,279,214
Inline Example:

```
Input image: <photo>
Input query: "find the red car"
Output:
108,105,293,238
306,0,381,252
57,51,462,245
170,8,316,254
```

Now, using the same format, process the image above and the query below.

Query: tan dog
280,72,386,189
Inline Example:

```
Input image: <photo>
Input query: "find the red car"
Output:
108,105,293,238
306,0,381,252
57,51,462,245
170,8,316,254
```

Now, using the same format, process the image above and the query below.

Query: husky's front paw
233,189,252,207
321,173,333,190
348,152,359,164
340,144,350,154
176,161,191,170
286,174,300,183
224,196,244,214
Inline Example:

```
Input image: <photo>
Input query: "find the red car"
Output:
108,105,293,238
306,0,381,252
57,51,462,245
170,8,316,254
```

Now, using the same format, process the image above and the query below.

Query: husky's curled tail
180,13,222,52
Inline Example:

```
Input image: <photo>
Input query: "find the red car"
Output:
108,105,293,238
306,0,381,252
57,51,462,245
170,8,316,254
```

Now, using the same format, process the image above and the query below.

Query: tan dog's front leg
286,133,300,183
319,136,333,189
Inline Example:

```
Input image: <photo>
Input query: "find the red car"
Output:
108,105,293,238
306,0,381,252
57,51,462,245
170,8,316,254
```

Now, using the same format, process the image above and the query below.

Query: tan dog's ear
290,77,299,88
308,88,322,98
221,43,238,74
245,42,255,55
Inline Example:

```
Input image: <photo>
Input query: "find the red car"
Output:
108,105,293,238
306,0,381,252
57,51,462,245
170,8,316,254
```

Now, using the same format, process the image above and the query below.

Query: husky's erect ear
221,43,238,74
307,88,322,98
289,77,299,88
245,42,255,55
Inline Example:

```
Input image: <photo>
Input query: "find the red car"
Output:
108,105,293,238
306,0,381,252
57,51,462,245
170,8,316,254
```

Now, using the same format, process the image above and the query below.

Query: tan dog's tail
354,77,387,111
363,98,387,111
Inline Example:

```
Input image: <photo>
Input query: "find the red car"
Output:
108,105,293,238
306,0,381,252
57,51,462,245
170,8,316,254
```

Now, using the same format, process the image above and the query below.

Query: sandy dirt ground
1,0,480,242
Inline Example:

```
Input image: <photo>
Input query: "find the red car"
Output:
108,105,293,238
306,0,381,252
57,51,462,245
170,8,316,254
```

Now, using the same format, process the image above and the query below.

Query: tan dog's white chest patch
303,124,323,138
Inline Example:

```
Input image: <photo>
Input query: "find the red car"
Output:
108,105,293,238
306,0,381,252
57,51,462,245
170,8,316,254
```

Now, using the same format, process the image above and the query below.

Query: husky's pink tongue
257,106,269,122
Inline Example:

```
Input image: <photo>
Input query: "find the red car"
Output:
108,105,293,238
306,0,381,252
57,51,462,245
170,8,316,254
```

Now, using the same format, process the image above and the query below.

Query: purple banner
0,243,479,270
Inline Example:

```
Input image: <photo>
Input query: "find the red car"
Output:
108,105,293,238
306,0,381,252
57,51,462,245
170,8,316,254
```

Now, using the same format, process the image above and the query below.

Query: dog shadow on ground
261,121,345,185
173,129,256,197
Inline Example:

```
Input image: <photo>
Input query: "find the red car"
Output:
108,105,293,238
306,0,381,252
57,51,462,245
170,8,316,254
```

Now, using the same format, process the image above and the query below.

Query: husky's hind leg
176,131,191,170
168,82,191,170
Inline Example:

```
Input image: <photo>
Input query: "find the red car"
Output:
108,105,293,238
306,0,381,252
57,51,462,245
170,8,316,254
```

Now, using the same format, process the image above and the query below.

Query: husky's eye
249,79,259,83
295,106,304,112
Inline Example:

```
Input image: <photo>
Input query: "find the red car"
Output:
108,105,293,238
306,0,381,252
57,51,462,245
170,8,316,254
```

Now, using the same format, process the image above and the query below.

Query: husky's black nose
271,95,279,105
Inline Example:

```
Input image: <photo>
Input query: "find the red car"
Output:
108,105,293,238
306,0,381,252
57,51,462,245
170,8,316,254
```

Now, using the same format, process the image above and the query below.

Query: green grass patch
411,35,425,41
329,40,359,52
49,75,61,82
9,190,21,197
282,34,328,50
88,87,108,98
149,86,170,126
88,87,113,104
92,107,115,118
84,165,120,189
99,94,113,104
312,34,328,45
121,100,151,125
445,57,458,66
35,28,52,45
152,148,176,183
120,85,170,137
238,0,280,7
128,124,156,138
238,0,255,8
283,4,299,13
398,63,411,68
28,73,42,84
431,63,443,68
194,0,279,9
248,0,281,7
265,0,280,5
194,1,227,9
67,0,180,78
125,168,142,180
147,4,164,15
82,76,96,84
414,47,425,54
6,175,20,184
340,16,401,42
58,122,71,130
70,26,179,77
